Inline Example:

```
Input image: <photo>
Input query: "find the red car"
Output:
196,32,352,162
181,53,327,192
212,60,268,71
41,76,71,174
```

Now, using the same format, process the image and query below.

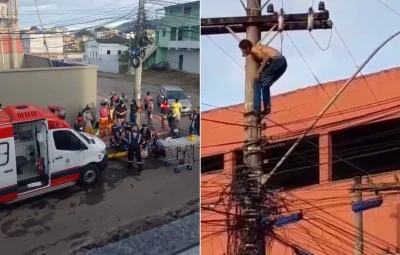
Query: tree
79,41,86,52
30,26,39,31
77,29,92,37
94,26,110,32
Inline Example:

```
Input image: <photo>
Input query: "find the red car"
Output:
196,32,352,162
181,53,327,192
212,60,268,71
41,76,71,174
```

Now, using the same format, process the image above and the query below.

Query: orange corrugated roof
202,67,400,156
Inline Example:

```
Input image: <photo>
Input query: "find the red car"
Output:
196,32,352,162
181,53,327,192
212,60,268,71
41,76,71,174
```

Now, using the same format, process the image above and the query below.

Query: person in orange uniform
160,98,169,129
99,102,110,138
108,103,116,132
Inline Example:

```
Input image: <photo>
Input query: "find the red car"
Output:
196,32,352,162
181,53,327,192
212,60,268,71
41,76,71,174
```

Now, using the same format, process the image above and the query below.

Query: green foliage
94,26,110,32
77,29,92,37
79,41,85,52
118,50,131,64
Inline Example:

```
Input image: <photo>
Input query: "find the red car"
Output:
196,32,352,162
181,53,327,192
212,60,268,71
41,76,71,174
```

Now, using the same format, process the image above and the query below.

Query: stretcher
158,135,200,173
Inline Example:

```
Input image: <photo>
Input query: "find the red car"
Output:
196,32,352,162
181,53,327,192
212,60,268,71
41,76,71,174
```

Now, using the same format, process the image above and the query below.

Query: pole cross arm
201,12,332,35
351,183,400,192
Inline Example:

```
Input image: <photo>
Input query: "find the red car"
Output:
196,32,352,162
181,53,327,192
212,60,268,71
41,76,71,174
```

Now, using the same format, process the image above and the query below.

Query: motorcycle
101,92,119,107
167,114,180,137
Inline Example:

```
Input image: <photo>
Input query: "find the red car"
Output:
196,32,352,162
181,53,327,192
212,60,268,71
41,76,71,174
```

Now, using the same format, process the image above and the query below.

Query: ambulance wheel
80,164,100,185
186,165,192,170
174,167,180,173
179,159,184,165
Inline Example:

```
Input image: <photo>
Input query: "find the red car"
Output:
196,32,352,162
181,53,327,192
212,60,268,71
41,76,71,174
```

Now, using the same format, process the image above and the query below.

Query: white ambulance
0,104,108,205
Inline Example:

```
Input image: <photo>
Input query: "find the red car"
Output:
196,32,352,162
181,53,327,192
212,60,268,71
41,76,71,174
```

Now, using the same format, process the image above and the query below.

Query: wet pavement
0,154,199,255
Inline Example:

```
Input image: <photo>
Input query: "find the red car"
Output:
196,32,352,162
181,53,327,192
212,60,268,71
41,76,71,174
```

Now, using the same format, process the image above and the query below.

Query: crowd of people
73,92,200,137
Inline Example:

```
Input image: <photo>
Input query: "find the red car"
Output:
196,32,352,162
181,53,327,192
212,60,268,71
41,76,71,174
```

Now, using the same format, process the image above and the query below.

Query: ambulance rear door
0,124,17,203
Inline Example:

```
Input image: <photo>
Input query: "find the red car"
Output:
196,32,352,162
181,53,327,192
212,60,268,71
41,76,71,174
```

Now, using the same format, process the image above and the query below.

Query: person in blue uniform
124,124,143,170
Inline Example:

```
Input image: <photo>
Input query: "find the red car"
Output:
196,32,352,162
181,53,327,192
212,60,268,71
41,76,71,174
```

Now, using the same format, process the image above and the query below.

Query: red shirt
161,102,169,111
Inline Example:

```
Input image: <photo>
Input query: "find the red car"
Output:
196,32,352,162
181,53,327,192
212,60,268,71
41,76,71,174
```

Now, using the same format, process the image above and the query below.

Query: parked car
157,86,192,114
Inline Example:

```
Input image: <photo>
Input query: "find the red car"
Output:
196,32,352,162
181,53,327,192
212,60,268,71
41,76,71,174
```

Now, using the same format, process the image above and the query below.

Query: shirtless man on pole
239,39,287,118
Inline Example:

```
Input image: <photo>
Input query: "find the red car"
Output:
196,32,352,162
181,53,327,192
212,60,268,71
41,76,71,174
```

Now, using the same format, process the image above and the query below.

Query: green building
145,1,199,74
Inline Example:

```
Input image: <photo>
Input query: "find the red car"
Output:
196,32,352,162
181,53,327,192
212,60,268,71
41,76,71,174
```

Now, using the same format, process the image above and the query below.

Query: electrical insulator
318,1,325,11
277,8,284,32
307,7,314,31
267,3,274,14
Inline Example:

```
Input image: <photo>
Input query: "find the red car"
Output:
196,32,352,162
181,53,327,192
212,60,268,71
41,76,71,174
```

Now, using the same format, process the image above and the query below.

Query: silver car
157,86,192,114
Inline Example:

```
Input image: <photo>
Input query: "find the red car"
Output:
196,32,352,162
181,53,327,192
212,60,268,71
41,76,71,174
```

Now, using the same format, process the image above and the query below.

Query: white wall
98,43,128,56
84,41,128,73
166,49,199,74
87,58,120,73
21,34,63,54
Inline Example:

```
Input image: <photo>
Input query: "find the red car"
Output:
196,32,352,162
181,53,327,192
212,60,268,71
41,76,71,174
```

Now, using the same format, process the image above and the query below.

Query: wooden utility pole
201,3,332,255
134,0,145,126
353,176,364,255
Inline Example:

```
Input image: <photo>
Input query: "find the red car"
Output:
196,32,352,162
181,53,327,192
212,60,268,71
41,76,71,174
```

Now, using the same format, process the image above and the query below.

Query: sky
18,0,171,30
201,0,400,111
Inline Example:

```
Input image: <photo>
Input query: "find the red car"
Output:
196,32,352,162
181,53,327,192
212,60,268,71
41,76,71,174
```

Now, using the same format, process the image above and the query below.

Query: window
166,91,188,100
191,25,199,41
156,31,159,44
332,117,400,181
182,26,189,40
178,27,183,41
107,50,111,55
170,27,177,41
234,136,320,190
118,50,122,55
0,142,9,166
53,130,82,151
162,28,166,37
202,154,224,174
183,6,191,15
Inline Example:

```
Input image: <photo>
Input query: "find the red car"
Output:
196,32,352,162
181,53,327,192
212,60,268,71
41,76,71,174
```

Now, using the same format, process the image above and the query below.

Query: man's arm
257,54,270,75
253,46,271,74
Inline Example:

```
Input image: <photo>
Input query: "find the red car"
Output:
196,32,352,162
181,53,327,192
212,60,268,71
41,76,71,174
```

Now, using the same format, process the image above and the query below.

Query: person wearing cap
83,107,94,134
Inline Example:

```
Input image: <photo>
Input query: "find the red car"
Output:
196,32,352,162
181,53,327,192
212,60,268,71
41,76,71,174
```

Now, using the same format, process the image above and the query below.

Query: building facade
151,1,200,74
201,67,400,255
84,37,128,73
0,0,23,69
21,33,63,54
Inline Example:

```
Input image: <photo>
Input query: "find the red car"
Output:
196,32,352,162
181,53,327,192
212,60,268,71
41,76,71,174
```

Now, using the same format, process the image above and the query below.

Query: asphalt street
0,155,200,255
97,75,200,134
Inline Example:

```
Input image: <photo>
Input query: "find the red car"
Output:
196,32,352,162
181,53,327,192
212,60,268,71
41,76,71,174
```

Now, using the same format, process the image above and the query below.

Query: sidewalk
81,212,200,255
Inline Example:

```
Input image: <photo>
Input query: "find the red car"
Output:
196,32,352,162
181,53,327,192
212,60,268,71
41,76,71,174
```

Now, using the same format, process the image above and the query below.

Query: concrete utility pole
244,0,264,254
353,176,364,255
134,0,145,126
201,3,332,255
350,175,400,255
